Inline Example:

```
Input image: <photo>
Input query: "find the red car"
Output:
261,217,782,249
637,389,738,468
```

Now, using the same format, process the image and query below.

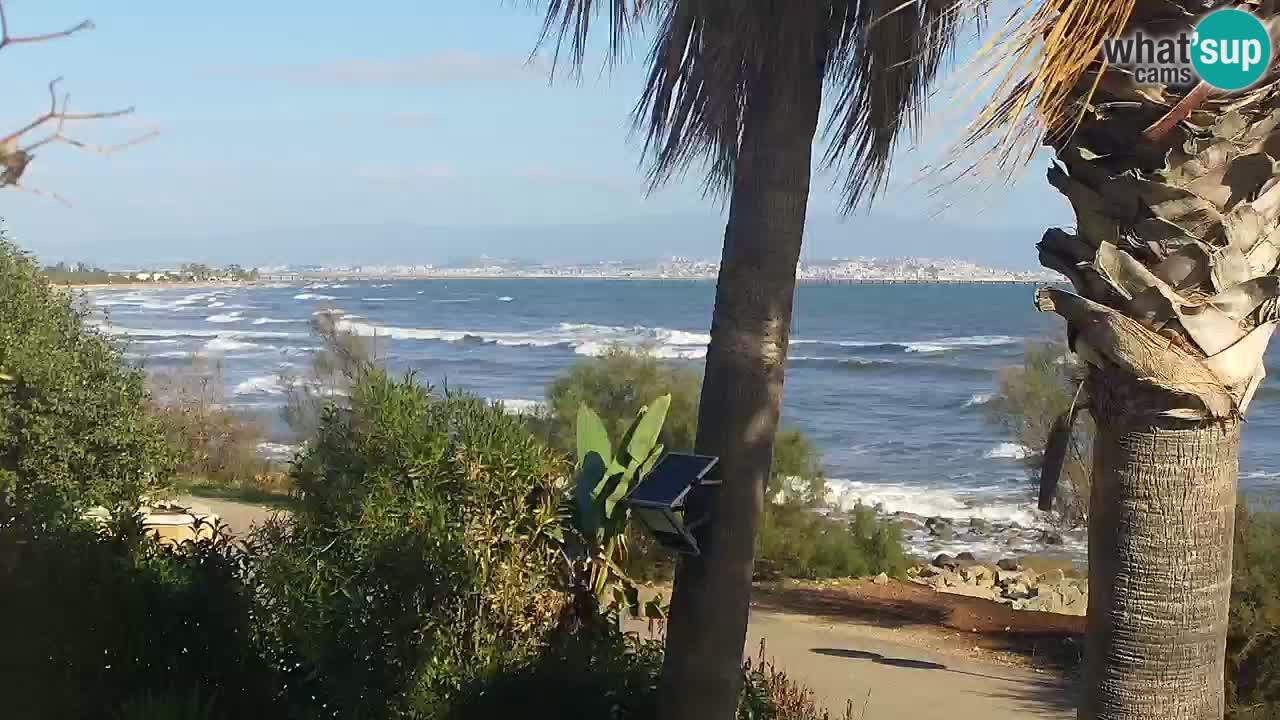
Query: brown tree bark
1081,371,1240,720
655,23,825,720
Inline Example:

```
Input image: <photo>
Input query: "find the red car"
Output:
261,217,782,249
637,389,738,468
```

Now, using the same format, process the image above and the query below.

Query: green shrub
248,370,569,718
545,349,906,582
0,522,279,720
1228,507,1280,718
755,502,908,581
988,342,1092,527
0,235,175,527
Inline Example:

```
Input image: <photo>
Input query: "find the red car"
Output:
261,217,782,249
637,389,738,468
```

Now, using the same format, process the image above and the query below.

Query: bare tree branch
0,1,93,52
9,183,71,207
0,1,151,202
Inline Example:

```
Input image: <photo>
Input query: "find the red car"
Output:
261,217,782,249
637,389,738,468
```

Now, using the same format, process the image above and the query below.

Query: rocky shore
886,511,1088,569
905,552,1088,616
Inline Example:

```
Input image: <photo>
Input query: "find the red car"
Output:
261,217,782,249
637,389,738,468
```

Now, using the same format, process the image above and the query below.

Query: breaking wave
332,319,711,358
984,442,1032,460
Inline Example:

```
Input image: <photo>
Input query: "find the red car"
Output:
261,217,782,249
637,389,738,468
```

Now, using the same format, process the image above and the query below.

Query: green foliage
989,342,1092,527
1228,507,1280,718
278,308,378,439
544,345,700,452
739,642,857,720
570,397,669,617
114,688,219,720
249,369,569,718
0,522,279,720
0,234,175,527
755,502,908,581
445,629,665,720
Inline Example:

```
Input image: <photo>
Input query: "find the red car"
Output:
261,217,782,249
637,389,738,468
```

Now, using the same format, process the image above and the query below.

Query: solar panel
626,453,719,508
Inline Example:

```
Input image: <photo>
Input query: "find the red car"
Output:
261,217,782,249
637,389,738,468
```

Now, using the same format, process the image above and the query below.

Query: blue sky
0,0,1071,265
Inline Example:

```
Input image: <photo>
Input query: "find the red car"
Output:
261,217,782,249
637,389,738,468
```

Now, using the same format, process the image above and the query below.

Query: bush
1228,507,1280,718
756,503,908,581
148,357,274,488
0,235,174,527
248,369,570,718
547,348,904,582
988,342,1092,527
278,308,380,439
0,522,279,720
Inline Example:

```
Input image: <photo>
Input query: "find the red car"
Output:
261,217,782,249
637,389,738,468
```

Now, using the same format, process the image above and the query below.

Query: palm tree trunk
1082,369,1240,720
656,35,825,720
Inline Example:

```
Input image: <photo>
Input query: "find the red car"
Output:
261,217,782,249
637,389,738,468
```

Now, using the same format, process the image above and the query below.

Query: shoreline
58,280,260,291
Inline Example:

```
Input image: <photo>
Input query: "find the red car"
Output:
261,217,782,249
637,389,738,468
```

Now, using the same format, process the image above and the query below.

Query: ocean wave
97,325,302,340
791,334,1020,354
984,442,1032,460
494,398,546,415
234,375,285,396
252,317,299,325
333,318,711,357
205,337,261,353
964,392,994,407
206,311,244,323
498,296,514,302
825,478,1043,526
257,442,300,460
294,292,337,301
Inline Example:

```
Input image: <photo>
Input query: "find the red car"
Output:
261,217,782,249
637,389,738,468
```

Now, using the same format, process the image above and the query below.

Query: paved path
184,496,1076,718
733,610,1075,719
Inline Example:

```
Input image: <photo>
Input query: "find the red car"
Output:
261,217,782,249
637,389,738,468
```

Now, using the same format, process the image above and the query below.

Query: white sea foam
984,442,1032,460
206,311,243,323
252,317,297,325
498,296,514,302
205,337,259,353
234,375,285,396
495,398,546,415
294,292,337,300
207,301,226,309
332,318,710,358
257,442,300,460
964,392,994,407
825,478,1042,526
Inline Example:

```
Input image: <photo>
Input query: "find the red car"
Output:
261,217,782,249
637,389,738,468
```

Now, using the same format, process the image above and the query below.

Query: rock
1042,568,1067,585
961,565,996,588
956,551,977,563
938,583,998,601
925,516,948,530
969,517,990,532
1040,530,1066,545
931,525,956,540
918,563,945,578
873,572,889,585
1061,583,1085,606
996,569,1030,586
932,553,958,569
997,558,1020,571
1003,581,1032,599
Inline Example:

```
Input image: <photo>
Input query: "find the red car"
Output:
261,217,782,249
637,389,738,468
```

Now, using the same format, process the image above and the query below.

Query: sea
84,279,1280,564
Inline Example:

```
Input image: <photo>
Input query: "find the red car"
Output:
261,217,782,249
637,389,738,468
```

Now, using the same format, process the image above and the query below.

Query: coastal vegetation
1,232,864,720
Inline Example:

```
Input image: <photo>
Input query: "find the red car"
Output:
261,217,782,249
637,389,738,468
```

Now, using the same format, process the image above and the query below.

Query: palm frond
958,0,1135,171
536,0,649,74
538,0,981,210
825,0,980,209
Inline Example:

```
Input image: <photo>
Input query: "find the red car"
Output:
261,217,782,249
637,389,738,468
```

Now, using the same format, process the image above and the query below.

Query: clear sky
0,0,1071,265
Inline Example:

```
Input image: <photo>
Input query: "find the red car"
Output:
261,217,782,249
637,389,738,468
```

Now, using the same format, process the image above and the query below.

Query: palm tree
961,2,1280,717
532,3,970,719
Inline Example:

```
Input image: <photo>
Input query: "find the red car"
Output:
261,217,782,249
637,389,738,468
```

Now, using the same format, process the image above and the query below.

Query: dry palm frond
537,0,980,209
955,0,1135,173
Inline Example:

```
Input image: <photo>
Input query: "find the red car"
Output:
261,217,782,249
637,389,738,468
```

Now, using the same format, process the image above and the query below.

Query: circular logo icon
1192,8,1271,91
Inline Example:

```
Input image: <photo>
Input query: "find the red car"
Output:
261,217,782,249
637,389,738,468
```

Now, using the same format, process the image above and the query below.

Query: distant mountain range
109,212,1050,271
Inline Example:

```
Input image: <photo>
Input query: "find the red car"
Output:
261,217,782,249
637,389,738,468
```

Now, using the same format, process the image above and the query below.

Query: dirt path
188,497,1078,717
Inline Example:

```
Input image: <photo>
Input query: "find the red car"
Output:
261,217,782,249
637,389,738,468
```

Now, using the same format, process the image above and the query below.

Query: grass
173,477,300,512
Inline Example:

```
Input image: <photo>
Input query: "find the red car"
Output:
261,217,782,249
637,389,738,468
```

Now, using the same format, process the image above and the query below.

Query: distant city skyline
0,1,1070,268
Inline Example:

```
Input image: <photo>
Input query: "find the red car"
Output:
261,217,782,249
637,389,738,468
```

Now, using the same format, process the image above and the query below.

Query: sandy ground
185,496,1080,718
